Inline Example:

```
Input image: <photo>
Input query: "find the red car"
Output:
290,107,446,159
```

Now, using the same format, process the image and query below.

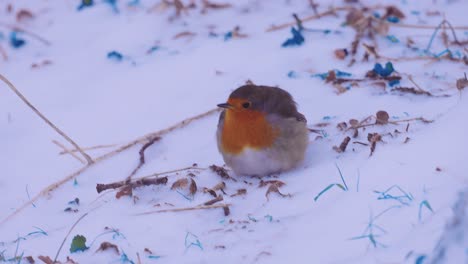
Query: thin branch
125,136,161,182
52,140,86,164
0,109,218,226
65,108,220,161
266,5,386,32
135,166,206,181
54,213,89,262
135,203,231,215
0,22,51,46
0,74,93,164
59,144,117,155
390,22,468,30
266,7,349,32
96,177,168,194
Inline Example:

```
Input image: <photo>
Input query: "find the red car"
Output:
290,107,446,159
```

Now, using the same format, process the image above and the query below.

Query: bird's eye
242,102,251,109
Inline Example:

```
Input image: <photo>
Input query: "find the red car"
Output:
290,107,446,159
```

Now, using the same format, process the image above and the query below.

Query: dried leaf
230,189,247,197
346,8,364,28
349,119,359,128
383,6,405,19
25,256,35,264
189,178,198,195
337,122,347,131
375,110,390,125
171,178,188,190
326,70,336,83
404,137,410,143
116,185,133,199
333,136,351,153
212,182,226,191
144,248,153,254
367,133,382,156
265,183,291,200
223,205,230,216
210,165,236,181
96,242,119,255
259,180,285,188
202,187,218,197
334,49,348,60
16,9,34,22
38,256,53,264
202,0,232,10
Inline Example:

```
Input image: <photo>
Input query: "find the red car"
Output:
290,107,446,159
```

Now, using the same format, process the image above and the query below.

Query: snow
1,0,467,263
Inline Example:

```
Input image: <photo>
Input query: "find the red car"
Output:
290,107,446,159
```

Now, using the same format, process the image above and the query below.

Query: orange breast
220,108,279,154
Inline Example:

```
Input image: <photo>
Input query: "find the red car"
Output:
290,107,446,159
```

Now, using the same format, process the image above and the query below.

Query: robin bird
216,84,309,176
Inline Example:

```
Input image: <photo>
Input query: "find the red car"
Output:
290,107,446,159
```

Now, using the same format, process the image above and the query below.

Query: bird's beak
217,103,232,109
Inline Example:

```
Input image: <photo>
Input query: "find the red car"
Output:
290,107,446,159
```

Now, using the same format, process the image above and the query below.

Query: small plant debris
368,132,382,156
333,136,351,153
171,178,189,190
375,110,390,125
209,165,236,181
70,235,88,253
96,242,119,255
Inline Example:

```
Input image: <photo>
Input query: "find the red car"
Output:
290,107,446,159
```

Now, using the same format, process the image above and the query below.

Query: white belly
223,147,284,176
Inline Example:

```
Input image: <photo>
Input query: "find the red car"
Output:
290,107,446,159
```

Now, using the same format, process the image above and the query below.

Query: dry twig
135,203,231,216
0,74,93,164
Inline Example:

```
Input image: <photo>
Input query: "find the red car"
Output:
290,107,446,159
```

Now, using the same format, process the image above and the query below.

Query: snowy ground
1,0,468,263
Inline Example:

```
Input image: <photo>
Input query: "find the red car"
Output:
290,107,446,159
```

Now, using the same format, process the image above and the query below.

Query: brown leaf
383,6,405,19
265,183,291,200
171,178,188,190
16,9,34,22
349,119,359,128
403,137,410,143
116,185,133,199
202,0,232,9
375,110,390,125
25,256,35,264
326,70,336,83
212,182,226,191
96,242,120,255
223,205,230,216
144,248,153,254
230,189,247,197
334,49,348,60
259,180,285,188
346,8,364,28
336,122,347,131
37,256,53,264
189,178,198,195
333,136,351,153
368,133,382,156
202,187,218,197
209,165,236,181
